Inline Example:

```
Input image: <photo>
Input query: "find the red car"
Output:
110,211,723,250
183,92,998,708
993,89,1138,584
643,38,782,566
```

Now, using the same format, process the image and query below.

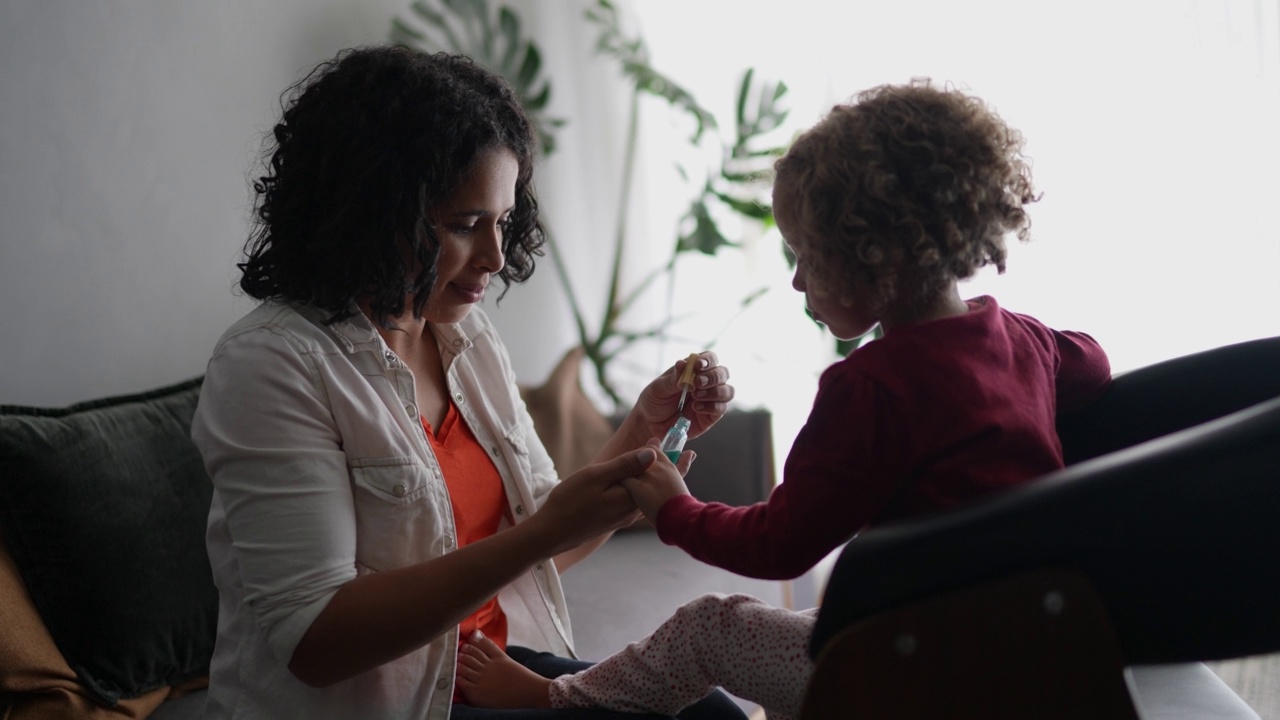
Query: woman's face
422,146,518,325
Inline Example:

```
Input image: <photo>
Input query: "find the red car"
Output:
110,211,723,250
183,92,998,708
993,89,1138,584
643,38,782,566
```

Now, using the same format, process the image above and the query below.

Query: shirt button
393,483,407,497
489,446,499,457
535,563,544,572
405,403,417,417
514,504,524,515
443,536,453,549
435,677,449,691
384,350,395,362
453,392,463,403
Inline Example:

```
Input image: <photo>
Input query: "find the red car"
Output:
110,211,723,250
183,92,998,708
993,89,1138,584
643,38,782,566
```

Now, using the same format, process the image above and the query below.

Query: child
455,78,1111,719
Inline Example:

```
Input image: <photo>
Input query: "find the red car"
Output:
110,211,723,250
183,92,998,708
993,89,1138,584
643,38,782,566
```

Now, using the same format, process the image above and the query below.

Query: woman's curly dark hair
238,45,544,326
773,78,1038,315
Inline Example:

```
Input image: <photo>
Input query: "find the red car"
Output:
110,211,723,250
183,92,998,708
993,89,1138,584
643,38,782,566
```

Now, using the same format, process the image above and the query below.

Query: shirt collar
298,302,476,357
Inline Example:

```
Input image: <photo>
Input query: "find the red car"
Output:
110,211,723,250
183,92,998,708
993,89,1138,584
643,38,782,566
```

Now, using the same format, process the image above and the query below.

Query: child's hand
620,439,693,521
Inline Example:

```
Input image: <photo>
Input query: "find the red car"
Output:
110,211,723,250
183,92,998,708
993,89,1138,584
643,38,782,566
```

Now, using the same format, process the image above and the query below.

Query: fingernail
472,630,484,641
637,448,656,464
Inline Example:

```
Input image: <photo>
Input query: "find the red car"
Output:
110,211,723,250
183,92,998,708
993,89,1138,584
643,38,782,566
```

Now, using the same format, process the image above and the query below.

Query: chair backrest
811,336,1280,666
1057,336,1280,464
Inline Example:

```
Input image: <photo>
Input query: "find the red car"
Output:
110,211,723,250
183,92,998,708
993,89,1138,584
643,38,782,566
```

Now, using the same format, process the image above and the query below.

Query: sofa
0,375,779,719
1,378,214,719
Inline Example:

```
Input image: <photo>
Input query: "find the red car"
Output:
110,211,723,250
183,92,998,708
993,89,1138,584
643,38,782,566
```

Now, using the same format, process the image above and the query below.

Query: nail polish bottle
660,417,692,463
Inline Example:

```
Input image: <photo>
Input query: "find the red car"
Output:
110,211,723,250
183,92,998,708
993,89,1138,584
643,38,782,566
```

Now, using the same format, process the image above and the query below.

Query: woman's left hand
632,351,734,440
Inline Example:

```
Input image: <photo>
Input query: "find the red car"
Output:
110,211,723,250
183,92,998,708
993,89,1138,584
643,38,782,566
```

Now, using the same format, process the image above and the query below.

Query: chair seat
1128,663,1259,720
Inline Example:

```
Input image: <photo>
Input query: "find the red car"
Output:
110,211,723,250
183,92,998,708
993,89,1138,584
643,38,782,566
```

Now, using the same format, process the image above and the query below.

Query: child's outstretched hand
620,439,693,522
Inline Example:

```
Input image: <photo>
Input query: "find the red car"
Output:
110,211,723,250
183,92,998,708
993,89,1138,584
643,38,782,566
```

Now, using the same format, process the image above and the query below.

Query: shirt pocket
504,422,529,458
348,456,443,572
503,421,557,513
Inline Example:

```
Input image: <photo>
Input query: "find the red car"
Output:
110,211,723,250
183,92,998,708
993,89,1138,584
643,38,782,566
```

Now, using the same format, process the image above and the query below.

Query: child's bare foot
456,630,554,709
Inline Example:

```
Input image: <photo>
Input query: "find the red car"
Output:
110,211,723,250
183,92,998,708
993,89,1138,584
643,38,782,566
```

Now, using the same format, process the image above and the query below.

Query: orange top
421,401,509,686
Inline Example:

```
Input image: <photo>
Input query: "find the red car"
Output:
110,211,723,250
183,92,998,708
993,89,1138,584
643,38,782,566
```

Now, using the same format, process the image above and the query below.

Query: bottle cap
678,352,700,389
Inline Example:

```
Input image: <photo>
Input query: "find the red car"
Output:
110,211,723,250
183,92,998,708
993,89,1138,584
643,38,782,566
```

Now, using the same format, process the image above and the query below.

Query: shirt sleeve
654,364,900,580
192,326,358,666
1052,330,1112,413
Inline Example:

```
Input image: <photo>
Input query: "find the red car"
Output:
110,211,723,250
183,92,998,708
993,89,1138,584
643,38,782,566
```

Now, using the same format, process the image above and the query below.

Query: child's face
774,182,882,342
783,236,880,342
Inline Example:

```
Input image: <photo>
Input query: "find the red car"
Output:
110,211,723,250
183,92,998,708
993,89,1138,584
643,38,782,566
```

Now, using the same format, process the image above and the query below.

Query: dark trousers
450,645,749,720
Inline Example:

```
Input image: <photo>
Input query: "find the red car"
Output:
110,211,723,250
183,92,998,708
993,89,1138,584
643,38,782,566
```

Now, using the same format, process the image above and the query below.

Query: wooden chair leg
798,568,1139,720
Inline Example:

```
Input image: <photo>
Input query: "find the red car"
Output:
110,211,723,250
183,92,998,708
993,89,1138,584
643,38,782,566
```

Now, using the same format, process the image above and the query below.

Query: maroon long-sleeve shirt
655,296,1111,580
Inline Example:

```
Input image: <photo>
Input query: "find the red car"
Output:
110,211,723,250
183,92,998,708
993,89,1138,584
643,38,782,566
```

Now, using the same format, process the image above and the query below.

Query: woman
191,45,742,720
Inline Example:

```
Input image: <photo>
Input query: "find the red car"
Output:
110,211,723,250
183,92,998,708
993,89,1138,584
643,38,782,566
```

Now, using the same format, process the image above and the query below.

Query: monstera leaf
391,0,565,155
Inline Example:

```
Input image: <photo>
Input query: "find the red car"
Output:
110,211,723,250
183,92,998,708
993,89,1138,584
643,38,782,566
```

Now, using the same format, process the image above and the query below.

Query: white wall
0,1,402,405
0,0,612,407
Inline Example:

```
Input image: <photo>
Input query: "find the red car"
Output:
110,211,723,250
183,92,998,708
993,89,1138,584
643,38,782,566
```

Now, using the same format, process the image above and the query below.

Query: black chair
799,336,1280,719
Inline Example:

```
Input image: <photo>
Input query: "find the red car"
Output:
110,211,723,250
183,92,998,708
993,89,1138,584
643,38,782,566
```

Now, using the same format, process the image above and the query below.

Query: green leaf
712,190,772,220
677,200,737,255
719,168,773,184
390,0,565,157
516,45,541,89
739,286,769,308
497,8,520,70
735,68,754,130
583,1,717,143
411,0,449,28
740,146,789,160
524,82,551,111
389,17,426,43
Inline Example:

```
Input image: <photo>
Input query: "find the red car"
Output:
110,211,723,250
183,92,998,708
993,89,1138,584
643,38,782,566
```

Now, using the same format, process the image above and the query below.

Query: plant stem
541,223,591,353
592,83,642,409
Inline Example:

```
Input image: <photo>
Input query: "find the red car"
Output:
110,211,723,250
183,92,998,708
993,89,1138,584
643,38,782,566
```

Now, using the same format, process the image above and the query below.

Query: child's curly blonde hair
773,78,1038,317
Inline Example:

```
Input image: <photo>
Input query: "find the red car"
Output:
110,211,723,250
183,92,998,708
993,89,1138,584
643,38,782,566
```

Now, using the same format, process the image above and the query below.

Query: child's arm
639,367,889,581
621,433,859,581
1054,330,1112,411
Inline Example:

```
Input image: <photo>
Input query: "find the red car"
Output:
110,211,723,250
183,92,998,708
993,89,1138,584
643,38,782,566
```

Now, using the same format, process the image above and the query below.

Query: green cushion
0,377,216,705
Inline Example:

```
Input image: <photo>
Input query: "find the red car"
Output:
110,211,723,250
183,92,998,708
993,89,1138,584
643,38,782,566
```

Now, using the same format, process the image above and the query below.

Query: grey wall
0,1,617,407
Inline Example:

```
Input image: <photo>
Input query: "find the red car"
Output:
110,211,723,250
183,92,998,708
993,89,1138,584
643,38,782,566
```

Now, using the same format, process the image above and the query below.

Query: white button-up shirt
191,301,575,719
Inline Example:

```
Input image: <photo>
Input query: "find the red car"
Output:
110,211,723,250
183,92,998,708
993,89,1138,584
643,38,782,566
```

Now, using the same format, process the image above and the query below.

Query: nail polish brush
675,352,699,416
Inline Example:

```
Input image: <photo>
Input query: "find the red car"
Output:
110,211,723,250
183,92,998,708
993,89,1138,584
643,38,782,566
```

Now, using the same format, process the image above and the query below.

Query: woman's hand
632,351,734,441
621,439,693,522
529,447,654,556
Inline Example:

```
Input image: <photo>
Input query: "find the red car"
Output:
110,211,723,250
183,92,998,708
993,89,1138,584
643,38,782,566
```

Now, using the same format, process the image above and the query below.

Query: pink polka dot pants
550,593,816,720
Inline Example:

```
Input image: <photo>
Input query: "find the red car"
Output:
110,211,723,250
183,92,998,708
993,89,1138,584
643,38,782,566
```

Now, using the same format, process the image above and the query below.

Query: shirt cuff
264,588,341,667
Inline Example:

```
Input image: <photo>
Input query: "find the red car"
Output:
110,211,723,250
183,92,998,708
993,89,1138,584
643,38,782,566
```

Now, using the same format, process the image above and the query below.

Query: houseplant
390,0,791,413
